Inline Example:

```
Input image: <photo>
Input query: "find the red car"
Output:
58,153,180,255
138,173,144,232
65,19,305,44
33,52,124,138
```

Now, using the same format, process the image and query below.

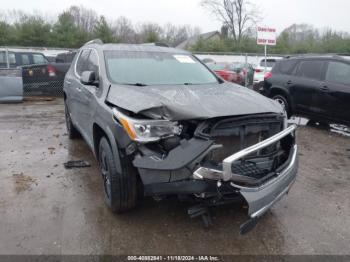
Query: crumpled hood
106,82,283,120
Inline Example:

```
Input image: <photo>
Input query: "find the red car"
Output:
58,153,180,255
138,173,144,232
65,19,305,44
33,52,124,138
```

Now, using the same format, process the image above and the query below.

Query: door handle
286,80,292,85
76,87,82,92
320,85,329,92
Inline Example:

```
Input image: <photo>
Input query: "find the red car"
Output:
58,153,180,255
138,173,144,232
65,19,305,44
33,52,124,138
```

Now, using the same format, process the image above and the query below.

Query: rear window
297,60,325,80
275,60,299,75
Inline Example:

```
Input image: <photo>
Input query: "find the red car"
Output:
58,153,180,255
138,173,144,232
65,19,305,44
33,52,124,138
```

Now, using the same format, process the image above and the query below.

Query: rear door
291,59,327,115
323,60,350,123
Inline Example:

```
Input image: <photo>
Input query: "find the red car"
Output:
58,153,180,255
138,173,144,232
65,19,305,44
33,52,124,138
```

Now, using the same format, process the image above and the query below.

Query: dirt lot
0,99,349,255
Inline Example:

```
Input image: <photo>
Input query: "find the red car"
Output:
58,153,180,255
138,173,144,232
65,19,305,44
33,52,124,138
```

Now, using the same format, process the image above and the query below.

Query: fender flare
93,120,123,175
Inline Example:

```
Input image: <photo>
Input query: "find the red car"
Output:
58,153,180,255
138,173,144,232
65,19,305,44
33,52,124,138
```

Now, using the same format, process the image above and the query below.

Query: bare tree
162,24,201,47
200,0,259,44
112,16,136,43
135,22,163,43
68,5,98,34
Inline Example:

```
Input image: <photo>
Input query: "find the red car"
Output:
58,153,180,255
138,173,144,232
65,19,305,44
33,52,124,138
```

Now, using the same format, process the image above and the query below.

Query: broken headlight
112,108,182,143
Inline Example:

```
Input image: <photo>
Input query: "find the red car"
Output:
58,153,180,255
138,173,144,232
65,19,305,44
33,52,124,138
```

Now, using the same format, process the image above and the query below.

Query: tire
64,101,80,139
272,94,291,118
98,137,138,213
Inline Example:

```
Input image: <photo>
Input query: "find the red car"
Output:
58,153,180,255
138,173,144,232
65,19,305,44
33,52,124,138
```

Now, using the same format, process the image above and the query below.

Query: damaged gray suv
64,40,298,234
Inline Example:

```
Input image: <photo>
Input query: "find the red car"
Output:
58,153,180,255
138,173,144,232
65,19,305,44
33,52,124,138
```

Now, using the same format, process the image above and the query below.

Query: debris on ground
23,97,55,102
64,160,91,169
12,173,38,193
48,147,56,154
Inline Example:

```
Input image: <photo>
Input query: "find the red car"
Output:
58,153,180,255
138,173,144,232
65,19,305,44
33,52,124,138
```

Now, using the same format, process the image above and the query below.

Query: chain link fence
23,80,64,97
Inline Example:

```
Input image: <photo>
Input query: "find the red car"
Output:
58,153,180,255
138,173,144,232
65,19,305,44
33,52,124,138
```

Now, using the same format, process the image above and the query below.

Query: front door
71,49,91,134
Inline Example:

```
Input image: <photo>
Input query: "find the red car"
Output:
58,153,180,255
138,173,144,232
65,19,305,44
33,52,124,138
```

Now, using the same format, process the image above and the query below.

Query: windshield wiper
123,83,148,86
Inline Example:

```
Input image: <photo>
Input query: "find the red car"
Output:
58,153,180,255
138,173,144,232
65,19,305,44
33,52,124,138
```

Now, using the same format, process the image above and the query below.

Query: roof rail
84,39,103,46
284,53,350,60
141,42,169,47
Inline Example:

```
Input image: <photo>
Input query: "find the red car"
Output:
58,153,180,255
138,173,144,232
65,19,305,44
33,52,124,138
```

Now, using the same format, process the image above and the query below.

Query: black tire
98,137,138,213
272,94,291,118
64,101,80,139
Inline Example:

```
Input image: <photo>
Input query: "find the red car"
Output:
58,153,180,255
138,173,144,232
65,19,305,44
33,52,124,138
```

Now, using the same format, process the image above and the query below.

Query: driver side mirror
80,71,99,87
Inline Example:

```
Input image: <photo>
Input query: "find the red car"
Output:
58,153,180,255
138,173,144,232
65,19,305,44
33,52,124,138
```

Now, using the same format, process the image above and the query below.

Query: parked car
207,62,243,85
64,40,298,234
229,62,255,86
262,55,350,124
0,50,74,96
253,58,279,90
55,51,77,63
201,58,215,64
0,50,23,102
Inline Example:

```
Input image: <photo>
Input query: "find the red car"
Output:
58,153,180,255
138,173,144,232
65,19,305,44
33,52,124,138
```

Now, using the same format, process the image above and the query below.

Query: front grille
197,114,288,182
231,161,270,179
197,114,284,163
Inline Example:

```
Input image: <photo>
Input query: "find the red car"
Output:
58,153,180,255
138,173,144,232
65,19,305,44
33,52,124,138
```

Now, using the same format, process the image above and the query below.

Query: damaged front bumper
193,125,298,233
134,124,298,233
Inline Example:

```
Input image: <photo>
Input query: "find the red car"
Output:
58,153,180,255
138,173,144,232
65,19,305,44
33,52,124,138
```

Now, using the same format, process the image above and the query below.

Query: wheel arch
93,122,123,174
269,87,295,112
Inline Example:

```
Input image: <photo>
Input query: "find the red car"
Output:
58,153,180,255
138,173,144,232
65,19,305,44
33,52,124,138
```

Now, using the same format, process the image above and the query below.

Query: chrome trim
222,124,297,181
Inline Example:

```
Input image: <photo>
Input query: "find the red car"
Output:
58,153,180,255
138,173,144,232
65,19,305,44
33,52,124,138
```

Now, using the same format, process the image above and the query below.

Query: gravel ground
0,99,349,255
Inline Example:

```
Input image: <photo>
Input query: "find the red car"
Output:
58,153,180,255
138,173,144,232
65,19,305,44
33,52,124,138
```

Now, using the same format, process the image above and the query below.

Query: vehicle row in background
0,49,76,99
206,62,254,86
261,55,350,125
253,58,279,91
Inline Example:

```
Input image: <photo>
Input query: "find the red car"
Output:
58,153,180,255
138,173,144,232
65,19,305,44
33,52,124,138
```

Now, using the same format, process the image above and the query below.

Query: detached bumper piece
194,125,298,234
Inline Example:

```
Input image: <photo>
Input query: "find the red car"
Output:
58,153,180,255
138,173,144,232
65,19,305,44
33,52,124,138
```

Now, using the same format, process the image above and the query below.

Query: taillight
47,65,56,77
255,69,262,73
264,72,272,80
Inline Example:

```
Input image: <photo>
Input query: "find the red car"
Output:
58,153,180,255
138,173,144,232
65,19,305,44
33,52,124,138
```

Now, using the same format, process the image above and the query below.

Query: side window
21,54,30,65
325,62,350,85
0,52,17,68
33,54,47,64
0,51,6,68
76,50,91,76
297,60,324,80
8,53,16,67
86,50,99,77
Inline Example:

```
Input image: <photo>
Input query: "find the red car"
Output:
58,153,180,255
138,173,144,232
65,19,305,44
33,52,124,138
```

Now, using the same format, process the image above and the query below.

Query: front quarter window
76,49,91,76
104,50,219,86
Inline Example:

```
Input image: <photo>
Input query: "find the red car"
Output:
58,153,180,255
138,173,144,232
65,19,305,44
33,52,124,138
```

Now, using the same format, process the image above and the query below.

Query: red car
207,62,243,84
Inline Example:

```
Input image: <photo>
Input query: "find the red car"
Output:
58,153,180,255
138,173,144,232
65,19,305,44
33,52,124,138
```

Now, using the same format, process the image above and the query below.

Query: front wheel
64,101,80,139
98,137,138,213
272,94,291,118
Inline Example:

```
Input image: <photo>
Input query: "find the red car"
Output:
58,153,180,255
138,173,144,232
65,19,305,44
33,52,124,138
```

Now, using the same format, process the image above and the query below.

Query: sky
1,0,350,34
